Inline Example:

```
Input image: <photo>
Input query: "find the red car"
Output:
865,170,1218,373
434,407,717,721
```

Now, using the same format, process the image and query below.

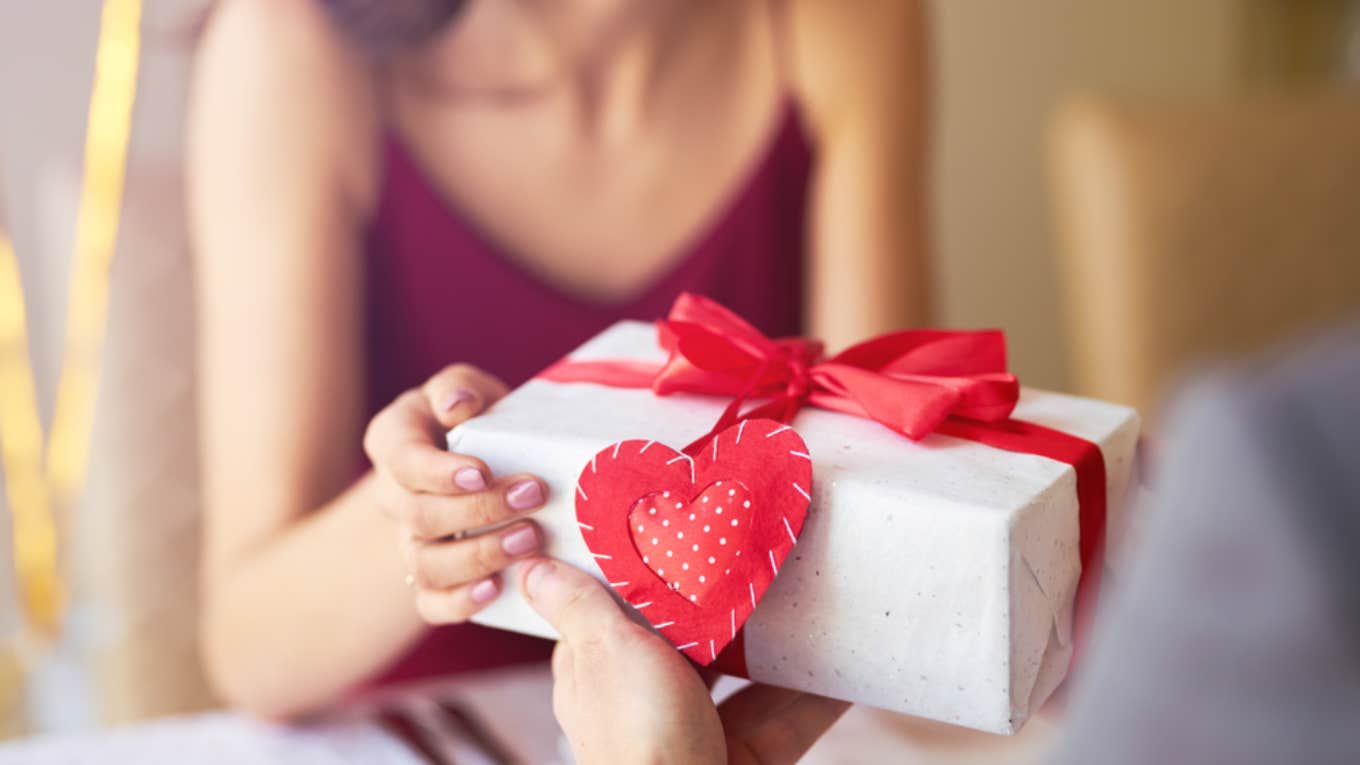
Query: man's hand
521,558,849,764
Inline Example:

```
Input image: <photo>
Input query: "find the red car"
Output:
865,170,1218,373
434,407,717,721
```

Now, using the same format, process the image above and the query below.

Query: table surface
0,665,1057,764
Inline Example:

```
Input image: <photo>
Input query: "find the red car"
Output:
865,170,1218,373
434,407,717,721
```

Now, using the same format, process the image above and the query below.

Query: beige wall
931,0,1242,390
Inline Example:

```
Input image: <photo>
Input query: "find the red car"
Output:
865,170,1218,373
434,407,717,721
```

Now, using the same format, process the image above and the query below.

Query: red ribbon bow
543,293,1022,446
654,293,1021,442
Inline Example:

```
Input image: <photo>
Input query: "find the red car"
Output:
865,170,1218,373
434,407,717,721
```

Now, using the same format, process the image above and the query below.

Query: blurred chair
1049,88,1360,419
39,159,215,724
87,162,213,722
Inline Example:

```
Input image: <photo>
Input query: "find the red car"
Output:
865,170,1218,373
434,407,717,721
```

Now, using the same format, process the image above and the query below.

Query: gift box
452,300,1139,735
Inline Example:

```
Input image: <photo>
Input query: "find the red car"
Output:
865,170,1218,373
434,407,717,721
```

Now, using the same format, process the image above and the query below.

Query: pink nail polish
506,480,544,511
440,388,475,412
469,579,499,604
501,526,539,557
454,468,487,491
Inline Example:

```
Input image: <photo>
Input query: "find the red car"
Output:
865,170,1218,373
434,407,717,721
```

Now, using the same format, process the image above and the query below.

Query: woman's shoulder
786,0,926,138
191,0,381,216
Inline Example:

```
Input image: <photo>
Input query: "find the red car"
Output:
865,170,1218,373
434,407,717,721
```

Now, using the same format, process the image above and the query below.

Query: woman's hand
522,558,849,765
364,364,549,624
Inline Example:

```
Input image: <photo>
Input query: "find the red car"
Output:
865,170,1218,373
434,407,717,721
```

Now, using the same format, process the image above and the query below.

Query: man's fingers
720,685,850,765
716,683,805,733
521,559,630,642
421,364,510,431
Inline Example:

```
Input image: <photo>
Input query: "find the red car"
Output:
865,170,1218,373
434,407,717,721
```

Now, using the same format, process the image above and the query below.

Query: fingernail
469,578,499,604
501,526,539,557
453,468,487,491
523,559,555,598
440,388,475,412
506,480,544,511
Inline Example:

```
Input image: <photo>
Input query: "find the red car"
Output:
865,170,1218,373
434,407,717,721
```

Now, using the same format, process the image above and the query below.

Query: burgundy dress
362,100,814,685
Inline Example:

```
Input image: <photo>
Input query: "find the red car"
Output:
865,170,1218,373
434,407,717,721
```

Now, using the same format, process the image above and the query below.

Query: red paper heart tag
575,419,812,665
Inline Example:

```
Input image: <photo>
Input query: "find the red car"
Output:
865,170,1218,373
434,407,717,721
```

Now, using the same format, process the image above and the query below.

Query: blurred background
1,0,1359,747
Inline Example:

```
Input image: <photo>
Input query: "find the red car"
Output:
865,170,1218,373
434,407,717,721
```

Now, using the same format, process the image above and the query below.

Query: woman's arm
188,0,411,717
791,0,931,348
192,1,548,721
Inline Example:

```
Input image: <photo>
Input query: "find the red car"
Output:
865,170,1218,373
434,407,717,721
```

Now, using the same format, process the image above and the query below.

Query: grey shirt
1056,325,1360,764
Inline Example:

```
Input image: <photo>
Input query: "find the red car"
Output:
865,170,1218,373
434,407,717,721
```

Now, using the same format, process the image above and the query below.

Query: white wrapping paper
451,322,1140,734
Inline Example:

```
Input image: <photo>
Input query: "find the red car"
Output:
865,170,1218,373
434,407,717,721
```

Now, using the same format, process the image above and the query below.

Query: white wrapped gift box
451,321,1140,734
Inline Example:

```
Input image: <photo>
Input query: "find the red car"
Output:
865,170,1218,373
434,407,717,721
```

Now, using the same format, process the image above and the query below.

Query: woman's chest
384,25,786,303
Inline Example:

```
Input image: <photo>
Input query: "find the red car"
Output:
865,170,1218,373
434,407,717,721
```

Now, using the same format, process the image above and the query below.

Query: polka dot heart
576,419,812,666
629,481,751,606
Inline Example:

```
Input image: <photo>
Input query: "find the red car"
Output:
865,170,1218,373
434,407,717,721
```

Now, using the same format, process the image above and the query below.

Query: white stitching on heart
633,601,652,609
736,420,747,443
675,641,698,650
768,550,778,574
765,424,792,438
782,516,796,542
790,450,810,459
640,440,655,454
578,521,595,531
612,442,621,459
792,482,810,501
666,453,695,482
654,621,675,629
577,485,589,501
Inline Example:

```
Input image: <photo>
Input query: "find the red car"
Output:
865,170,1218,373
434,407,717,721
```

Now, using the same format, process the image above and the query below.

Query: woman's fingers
365,363,510,494
413,576,503,625
365,390,492,493
380,473,548,538
411,521,543,589
421,364,511,431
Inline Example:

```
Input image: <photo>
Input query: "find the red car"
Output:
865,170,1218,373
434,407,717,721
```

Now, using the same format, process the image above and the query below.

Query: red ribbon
542,293,1023,446
540,293,1105,678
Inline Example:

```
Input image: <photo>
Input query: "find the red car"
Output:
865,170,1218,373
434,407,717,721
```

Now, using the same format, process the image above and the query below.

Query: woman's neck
400,0,712,140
